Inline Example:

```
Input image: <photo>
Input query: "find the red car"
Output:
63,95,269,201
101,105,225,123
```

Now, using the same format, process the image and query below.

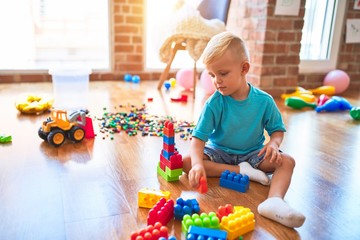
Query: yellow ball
169,78,176,87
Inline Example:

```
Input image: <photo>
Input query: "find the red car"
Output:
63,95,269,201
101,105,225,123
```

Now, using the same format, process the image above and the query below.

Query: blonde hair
202,31,250,65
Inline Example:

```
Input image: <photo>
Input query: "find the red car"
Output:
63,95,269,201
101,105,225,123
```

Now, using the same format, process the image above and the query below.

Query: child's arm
188,137,207,188
258,131,284,164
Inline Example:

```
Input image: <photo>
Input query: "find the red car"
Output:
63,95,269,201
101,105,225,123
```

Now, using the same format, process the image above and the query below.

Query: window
0,0,110,71
299,0,346,73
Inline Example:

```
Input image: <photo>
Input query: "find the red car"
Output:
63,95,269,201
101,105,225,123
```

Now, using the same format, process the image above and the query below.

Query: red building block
160,152,183,170
216,204,233,221
171,94,188,102
198,177,208,194
163,142,175,153
84,116,95,138
147,198,175,226
163,121,175,137
130,222,169,240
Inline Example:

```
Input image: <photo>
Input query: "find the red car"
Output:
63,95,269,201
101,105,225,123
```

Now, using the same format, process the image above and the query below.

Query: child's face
206,49,248,99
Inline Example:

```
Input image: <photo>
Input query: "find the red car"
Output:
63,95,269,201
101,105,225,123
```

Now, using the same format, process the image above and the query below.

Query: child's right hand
188,163,206,188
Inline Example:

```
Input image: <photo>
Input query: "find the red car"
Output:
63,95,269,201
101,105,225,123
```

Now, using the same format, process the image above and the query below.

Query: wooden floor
0,80,359,240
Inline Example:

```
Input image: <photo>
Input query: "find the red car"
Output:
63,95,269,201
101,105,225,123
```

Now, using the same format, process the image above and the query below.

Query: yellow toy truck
38,109,87,147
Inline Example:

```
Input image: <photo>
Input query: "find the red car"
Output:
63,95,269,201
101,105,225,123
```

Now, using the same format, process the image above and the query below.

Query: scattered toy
0,134,12,143
38,109,87,147
15,94,54,114
198,176,208,194
350,107,360,120
285,97,316,110
171,94,188,102
315,96,353,113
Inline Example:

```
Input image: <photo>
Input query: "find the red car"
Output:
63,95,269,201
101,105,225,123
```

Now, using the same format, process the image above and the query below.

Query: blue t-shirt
192,84,286,155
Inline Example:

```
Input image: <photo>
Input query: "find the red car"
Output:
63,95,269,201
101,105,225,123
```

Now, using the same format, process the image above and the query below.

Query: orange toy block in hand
198,176,208,194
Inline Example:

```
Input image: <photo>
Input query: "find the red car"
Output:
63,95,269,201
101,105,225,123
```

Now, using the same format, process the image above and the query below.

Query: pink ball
323,70,350,94
176,68,195,90
200,70,216,94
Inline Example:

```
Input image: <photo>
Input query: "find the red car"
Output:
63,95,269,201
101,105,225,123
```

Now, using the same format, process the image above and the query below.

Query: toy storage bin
49,69,91,111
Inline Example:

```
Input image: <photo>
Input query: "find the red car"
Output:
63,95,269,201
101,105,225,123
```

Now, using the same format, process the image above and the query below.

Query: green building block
157,163,180,181
0,134,12,143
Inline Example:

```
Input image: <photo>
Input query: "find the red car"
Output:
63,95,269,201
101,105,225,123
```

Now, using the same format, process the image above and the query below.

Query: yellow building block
138,188,171,208
220,206,255,239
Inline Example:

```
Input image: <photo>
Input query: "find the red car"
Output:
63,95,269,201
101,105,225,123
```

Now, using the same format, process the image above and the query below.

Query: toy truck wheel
38,127,48,141
68,126,85,142
47,129,66,147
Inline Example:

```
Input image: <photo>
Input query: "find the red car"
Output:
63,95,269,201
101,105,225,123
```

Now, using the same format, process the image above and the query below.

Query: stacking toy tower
157,121,183,181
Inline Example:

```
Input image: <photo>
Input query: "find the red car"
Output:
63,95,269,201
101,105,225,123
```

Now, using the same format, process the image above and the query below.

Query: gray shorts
204,145,265,169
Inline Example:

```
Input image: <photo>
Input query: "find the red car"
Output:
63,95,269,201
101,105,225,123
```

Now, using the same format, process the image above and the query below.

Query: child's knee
283,154,295,169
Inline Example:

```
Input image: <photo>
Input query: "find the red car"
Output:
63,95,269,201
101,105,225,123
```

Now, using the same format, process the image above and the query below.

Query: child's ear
241,61,250,75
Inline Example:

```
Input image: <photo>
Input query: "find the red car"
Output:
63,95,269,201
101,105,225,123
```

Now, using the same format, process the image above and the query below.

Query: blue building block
159,237,177,240
162,149,174,160
174,198,200,220
187,226,227,240
219,170,249,193
163,135,175,145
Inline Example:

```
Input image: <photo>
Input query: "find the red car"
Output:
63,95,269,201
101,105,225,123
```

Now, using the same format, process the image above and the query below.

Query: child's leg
183,154,269,183
257,153,305,228
239,162,270,185
183,154,238,177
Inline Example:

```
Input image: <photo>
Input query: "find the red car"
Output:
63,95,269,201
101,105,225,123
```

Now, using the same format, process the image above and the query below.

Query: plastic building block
157,163,181,181
163,142,175,152
165,166,183,177
181,212,220,235
198,176,208,194
77,115,95,139
220,206,255,239
138,188,171,208
171,94,188,102
130,222,169,240
159,237,177,240
0,134,12,143
147,198,174,226
83,116,95,138
174,198,200,220
216,204,233,221
219,170,249,193
160,152,183,170
163,135,175,145
187,225,227,240
163,121,175,137
162,149,175,160
158,120,183,182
